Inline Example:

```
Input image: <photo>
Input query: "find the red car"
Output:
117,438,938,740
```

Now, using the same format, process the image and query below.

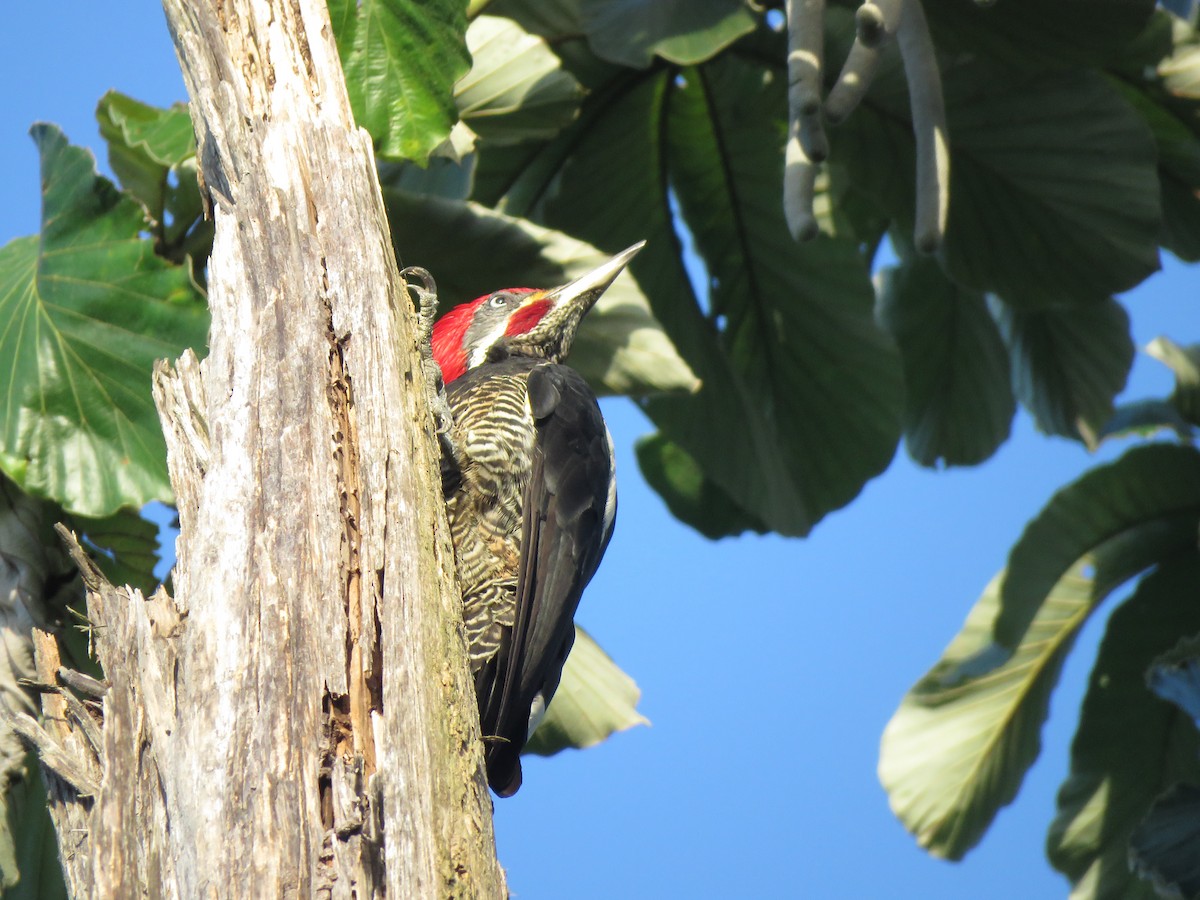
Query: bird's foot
401,266,459,465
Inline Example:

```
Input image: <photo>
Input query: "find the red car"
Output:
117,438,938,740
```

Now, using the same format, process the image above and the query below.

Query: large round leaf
1047,553,1200,898
579,0,756,69
634,434,765,538
458,16,584,146
0,126,208,517
922,0,1155,71
995,443,1200,650
95,91,195,224
877,258,1014,467
94,93,209,271
524,626,648,756
493,0,756,70
880,513,1200,860
1113,78,1200,264
831,50,1161,308
991,297,1134,446
653,59,903,533
943,66,1160,307
482,56,903,536
328,0,470,162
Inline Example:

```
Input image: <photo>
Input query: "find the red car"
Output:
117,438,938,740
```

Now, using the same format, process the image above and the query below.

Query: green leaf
995,443,1200,651
95,93,206,262
494,58,902,536
1108,8,1178,81
525,626,648,756
876,258,1014,467
658,60,902,535
69,507,161,596
96,92,196,221
1046,553,1200,898
1111,77,1200,264
329,0,471,162
921,0,1156,70
384,189,698,396
1129,783,1200,900
1148,336,1200,428
1,755,68,900
482,0,582,41
833,57,1161,307
634,434,766,538
96,91,195,169
945,66,1160,306
816,168,890,251
880,517,1200,860
458,16,584,146
0,474,79,628
376,131,477,203
991,298,1135,447
579,0,756,68
0,125,209,517
1160,167,1200,264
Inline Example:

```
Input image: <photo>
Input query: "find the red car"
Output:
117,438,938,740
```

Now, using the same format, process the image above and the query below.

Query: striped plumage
434,244,641,796
445,360,538,665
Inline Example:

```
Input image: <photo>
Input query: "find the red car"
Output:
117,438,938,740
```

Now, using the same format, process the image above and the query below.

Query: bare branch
9,712,98,797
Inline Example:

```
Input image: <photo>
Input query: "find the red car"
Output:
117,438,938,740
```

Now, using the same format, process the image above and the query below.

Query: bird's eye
489,294,510,309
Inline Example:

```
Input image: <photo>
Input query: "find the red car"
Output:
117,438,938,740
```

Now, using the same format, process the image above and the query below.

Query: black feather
462,361,614,796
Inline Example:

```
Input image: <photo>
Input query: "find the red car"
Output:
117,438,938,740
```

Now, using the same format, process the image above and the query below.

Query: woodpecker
430,243,643,796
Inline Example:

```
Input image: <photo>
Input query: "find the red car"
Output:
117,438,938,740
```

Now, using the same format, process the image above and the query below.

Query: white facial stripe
469,293,550,368
469,316,513,369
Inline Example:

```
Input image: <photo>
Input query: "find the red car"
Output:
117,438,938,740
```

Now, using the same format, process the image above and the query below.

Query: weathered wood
27,624,95,899
27,0,506,896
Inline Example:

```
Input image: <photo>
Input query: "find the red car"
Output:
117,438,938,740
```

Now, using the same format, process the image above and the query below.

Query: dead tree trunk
27,0,506,895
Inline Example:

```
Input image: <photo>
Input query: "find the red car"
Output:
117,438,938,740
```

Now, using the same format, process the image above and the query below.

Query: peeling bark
22,0,505,896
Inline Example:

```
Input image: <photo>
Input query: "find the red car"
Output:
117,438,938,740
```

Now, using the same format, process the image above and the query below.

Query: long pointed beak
508,242,646,362
543,241,646,315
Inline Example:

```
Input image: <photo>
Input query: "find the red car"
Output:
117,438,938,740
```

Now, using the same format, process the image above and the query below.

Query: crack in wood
326,327,379,779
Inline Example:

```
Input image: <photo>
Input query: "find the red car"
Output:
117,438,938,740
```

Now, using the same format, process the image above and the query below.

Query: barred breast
445,358,540,668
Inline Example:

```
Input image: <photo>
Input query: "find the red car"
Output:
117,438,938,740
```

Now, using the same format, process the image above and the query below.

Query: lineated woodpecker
428,243,643,796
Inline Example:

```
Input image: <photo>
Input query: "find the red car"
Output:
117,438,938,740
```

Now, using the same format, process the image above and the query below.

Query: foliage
882,362,1200,896
524,627,649,757
6,0,1200,896
1,754,67,900
1130,636,1200,899
328,0,472,161
0,125,208,518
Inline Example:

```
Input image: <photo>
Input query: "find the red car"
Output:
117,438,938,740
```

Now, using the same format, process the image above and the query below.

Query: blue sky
3,4,1195,897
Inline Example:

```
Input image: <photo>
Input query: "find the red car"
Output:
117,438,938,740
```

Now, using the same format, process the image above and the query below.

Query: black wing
475,363,615,796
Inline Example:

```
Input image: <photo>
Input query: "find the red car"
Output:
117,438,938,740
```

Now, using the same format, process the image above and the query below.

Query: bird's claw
401,265,459,463
402,266,439,345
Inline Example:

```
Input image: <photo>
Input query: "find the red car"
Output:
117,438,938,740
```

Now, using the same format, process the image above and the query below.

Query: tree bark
27,0,506,896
